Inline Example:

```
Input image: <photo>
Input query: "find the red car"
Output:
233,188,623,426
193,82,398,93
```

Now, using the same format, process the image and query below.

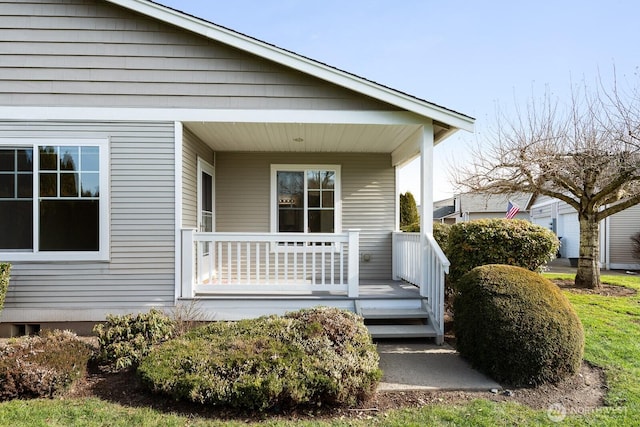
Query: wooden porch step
367,323,437,338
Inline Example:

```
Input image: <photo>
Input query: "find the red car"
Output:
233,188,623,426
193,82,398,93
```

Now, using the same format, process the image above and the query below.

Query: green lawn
1,273,639,426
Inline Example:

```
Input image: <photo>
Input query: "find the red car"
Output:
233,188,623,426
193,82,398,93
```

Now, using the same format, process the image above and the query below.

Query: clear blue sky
157,0,639,202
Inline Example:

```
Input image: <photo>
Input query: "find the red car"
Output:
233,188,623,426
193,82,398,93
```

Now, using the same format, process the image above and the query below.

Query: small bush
0,263,10,314
0,330,92,400
138,307,381,411
454,265,584,386
93,309,175,371
447,219,559,285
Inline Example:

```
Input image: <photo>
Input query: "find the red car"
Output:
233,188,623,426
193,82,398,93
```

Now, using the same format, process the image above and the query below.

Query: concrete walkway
376,341,501,391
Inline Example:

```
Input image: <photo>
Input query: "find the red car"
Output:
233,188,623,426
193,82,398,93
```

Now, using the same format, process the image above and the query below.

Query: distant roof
105,0,475,132
434,205,456,219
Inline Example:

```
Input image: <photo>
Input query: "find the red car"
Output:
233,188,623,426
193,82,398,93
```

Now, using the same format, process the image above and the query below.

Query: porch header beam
0,106,430,126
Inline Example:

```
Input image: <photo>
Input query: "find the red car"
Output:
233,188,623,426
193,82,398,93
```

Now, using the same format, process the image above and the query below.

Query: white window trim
270,164,342,234
0,138,110,262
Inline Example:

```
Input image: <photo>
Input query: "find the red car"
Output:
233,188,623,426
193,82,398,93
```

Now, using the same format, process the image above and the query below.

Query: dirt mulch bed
553,279,637,297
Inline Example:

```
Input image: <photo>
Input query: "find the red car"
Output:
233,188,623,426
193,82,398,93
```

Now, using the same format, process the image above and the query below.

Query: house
436,192,531,223
529,195,640,270
0,0,474,342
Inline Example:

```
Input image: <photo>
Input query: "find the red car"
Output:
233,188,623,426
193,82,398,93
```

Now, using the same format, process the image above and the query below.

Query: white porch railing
182,230,360,298
392,232,449,343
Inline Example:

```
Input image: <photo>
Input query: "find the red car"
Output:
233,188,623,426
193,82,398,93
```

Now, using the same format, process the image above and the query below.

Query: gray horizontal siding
215,152,395,279
182,128,214,229
0,120,176,309
0,0,398,111
609,205,640,265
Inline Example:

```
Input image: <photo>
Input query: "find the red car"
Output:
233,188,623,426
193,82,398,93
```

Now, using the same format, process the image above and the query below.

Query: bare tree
455,76,640,288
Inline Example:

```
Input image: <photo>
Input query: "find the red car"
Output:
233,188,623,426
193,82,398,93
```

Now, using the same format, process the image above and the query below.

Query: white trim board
0,107,433,126
104,0,474,132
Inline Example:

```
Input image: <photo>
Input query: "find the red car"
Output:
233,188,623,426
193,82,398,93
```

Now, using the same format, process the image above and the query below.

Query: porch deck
190,280,421,300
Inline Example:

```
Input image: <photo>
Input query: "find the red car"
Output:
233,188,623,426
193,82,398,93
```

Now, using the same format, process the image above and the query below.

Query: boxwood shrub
454,265,584,386
447,219,559,285
0,330,92,400
137,307,381,411
93,308,176,371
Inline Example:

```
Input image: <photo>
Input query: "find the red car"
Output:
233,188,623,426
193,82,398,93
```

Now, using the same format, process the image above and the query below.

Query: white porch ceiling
184,121,449,155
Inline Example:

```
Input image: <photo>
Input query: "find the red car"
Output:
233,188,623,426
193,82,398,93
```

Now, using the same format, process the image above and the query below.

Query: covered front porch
174,108,471,343
180,228,449,341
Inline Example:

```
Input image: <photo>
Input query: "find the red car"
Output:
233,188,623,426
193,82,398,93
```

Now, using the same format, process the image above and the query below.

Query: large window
0,140,108,261
271,165,341,233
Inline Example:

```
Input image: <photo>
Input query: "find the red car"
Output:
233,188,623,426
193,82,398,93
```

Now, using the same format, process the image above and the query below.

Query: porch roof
106,0,474,163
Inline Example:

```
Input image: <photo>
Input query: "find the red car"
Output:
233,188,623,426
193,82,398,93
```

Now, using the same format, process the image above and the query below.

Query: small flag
506,200,520,219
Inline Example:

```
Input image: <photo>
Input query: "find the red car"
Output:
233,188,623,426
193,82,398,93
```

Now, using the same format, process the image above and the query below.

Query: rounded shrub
447,219,559,285
454,265,584,386
0,330,92,400
137,307,381,411
93,308,175,371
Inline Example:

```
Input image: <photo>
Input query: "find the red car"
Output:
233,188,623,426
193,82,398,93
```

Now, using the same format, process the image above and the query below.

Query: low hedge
454,265,584,386
447,219,559,285
93,309,176,371
0,330,92,400
137,307,381,411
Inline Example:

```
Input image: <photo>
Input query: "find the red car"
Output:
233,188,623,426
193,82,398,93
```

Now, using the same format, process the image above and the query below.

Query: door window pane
278,171,304,232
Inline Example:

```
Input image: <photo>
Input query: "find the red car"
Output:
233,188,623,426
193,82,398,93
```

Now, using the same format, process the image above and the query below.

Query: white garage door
559,213,580,258
532,215,552,231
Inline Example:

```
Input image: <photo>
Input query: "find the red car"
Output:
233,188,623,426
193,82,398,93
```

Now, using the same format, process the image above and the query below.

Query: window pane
0,175,13,198
60,173,79,197
307,171,320,189
59,146,79,171
81,173,99,197
308,210,334,233
322,191,334,208
278,208,303,232
321,171,335,189
17,174,32,198
0,150,14,171
80,147,99,171
17,149,33,172
277,171,303,208
40,147,58,170
40,173,57,197
0,200,33,249
308,190,320,208
40,200,99,251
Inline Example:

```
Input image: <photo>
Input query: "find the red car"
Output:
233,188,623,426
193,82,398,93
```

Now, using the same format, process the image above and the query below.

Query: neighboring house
529,196,640,270
0,0,474,341
437,192,531,223
433,199,456,225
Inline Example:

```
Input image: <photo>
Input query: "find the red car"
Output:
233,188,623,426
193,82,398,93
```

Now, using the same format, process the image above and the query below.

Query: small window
271,165,341,234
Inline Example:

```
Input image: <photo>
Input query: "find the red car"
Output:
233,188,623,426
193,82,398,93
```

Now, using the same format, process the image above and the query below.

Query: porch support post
347,229,360,298
419,123,434,297
181,228,195,298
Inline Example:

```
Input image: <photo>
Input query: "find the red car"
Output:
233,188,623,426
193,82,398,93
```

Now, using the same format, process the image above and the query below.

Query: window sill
0,251,110,263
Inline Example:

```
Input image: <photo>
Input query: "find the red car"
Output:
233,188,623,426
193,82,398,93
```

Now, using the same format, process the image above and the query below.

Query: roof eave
104,0,475,132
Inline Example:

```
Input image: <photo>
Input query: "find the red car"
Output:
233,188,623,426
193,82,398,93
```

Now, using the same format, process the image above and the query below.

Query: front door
197,159,215,282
